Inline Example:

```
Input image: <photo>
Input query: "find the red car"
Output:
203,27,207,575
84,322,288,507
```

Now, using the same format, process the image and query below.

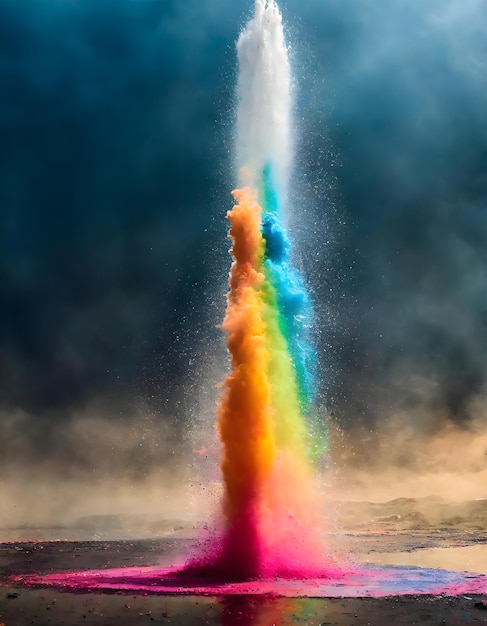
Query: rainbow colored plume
213,166,330,579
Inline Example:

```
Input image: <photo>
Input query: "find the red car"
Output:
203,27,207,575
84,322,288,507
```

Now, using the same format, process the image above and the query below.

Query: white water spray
236,0,292,200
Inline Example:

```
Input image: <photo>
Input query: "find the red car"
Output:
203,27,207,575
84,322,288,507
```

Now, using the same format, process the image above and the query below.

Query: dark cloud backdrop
1,0,487,458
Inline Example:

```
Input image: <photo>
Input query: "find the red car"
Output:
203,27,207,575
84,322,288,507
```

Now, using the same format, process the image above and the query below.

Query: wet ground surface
0,533,486,624
2,589,487,625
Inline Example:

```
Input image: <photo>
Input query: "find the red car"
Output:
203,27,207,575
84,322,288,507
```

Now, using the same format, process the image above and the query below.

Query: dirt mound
337,497,487,531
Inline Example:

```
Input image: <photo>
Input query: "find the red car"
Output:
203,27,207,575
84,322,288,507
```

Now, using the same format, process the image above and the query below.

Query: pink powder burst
12,563,487,598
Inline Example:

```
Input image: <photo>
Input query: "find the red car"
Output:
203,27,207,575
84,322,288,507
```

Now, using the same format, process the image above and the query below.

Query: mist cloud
295,0,487,429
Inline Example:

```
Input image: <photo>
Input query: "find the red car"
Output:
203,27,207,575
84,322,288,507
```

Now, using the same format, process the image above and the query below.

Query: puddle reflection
221,595,317,626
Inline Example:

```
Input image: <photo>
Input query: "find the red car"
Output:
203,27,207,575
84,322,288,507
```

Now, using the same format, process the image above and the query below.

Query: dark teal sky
1,0,486,446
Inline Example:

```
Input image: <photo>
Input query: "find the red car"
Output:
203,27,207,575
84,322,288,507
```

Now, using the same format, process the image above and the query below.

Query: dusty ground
1,498,487,625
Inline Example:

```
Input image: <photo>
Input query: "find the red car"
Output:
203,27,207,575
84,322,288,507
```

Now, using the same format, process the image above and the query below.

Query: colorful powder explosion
164,0,333,581
206,183,328,579
7,0,487,598
190,0,333,580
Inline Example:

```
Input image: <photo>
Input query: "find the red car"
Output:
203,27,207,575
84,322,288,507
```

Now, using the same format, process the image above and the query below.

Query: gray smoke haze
1,0,487,528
